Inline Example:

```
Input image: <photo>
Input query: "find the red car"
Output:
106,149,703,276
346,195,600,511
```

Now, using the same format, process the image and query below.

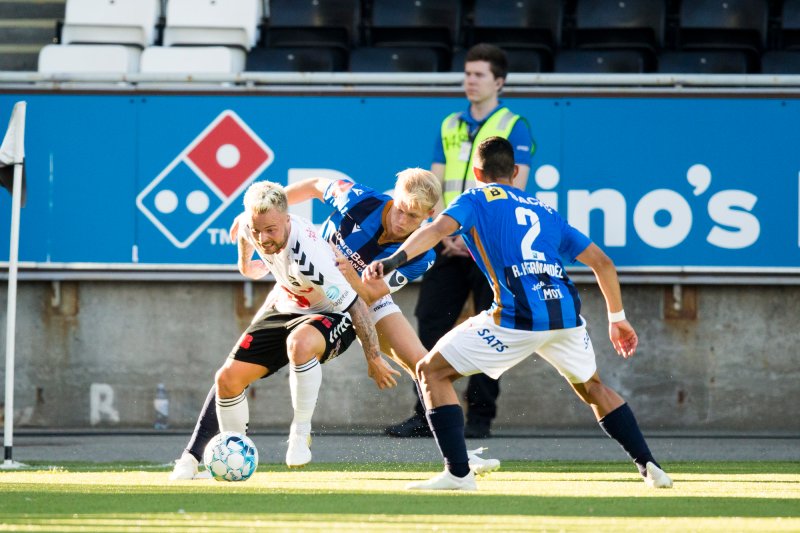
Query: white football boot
406,469,477,491
644,462,673,488
467,447,500,476
286,433,312,468
169,452,198,480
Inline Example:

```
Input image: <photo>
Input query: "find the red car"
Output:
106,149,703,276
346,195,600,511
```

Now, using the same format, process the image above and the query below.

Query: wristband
608,309,626,323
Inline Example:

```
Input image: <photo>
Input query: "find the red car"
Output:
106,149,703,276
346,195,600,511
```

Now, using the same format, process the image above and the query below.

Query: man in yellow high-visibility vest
385,43,534,439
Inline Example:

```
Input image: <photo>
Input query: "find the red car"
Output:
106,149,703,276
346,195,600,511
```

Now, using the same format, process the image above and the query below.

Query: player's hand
334,250,359,285
441,235,470,258
244,259,269,279
229,215,241,242
610,320,638,358
363,261,384,281
367,354,401,390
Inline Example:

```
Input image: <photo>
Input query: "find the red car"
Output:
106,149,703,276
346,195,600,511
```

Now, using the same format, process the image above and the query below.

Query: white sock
289,358,321,436
215,390,248,434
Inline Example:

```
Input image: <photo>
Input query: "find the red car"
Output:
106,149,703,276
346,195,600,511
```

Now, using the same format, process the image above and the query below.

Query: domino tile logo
136,110,274,248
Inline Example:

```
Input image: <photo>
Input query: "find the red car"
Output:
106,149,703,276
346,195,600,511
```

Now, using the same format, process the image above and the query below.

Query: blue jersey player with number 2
365,137,673,491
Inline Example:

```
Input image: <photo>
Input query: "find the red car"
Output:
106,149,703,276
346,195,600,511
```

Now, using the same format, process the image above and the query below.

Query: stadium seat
451,48,545,73
246,47,346,72
554,49,647,73
779,0,800,49
657,50,752,73
60,0,161,48
140,46,245,74
678,0,769,54
760,51,800,73
369,0,461,66
266,0,360,51
163,0,262,50
38,43,141,73
350,47,441,72
573,0,666,52
470,0,562,56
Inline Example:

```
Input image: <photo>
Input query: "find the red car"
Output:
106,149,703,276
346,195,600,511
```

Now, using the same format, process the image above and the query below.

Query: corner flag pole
1,101,27,469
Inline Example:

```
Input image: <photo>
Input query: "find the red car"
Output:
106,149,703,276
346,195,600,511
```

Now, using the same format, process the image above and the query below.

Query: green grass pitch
1,461,798,532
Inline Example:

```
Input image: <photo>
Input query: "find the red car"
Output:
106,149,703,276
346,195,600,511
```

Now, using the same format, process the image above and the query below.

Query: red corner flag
0,102,26,207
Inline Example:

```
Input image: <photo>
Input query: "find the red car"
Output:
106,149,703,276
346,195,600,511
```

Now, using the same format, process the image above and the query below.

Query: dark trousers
413,251,500,424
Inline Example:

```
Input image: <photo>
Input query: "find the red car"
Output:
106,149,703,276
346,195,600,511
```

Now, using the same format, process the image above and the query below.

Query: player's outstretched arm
364,214,459,279
348,297,400,389
284,177,332,204
575,242,638,358
335,250,389,306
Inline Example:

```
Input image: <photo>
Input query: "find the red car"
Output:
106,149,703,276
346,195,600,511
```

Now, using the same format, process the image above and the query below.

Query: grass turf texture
0,461,797,532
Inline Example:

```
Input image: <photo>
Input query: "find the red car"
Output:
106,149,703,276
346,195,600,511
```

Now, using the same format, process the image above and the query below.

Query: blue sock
426,404,470,478
413,380,427,416
186,385,220,462
598,403,657,477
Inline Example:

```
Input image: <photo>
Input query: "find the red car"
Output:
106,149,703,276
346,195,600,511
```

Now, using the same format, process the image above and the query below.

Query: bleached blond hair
395,168,441,212
243,180,288,214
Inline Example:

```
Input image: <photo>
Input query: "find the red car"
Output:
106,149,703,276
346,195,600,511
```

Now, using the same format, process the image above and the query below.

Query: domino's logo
136,110,274,248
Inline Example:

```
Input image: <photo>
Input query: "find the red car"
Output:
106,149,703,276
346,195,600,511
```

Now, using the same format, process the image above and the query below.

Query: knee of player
215,366,239,396
286,329,323,365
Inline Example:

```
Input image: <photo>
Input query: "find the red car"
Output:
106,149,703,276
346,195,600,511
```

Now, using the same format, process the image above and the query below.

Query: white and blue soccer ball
203,431,259,482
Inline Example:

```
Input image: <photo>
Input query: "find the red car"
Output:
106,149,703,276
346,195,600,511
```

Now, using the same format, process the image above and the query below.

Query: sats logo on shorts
136,110,274,248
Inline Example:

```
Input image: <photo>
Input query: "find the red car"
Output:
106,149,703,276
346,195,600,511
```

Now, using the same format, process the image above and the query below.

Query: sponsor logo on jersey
483,186,508,202
476,328,508,352
387,271,407,289
537,284,564,301
325,286,341,301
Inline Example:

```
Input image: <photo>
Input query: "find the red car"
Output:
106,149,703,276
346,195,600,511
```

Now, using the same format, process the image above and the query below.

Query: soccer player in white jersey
213,180,399,468
366,137,673,491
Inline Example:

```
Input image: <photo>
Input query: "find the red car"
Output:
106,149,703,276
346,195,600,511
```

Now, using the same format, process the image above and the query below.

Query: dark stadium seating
368,0,461,68
246,46,346,72
554,49,647,73
24,0,800,75
350,46,442,72
657,50,753,74
760,50,800,73
678,0,769,55
573,0,666,52
266,0,360,52
470,0,561,59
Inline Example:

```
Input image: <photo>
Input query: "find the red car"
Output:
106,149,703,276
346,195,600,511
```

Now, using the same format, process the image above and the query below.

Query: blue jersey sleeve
441,190,476,235
558,219,592,263
396,248,436,284
508,118,534,166
322,178,357,214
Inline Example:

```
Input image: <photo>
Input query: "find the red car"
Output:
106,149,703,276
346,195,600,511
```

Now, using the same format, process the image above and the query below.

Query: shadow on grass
0,490,797,518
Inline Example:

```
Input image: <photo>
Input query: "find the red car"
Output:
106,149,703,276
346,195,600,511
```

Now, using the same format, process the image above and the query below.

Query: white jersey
243,214,358,314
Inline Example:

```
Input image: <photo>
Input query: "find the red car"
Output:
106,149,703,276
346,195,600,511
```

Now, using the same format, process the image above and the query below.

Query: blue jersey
444,183,592,331
320,179,435,293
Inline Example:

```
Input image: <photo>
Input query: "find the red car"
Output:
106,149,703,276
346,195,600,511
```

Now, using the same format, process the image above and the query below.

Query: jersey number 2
515,207,545,261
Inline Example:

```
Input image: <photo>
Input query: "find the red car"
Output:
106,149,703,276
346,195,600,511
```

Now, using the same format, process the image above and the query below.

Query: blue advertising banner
0,92,798,271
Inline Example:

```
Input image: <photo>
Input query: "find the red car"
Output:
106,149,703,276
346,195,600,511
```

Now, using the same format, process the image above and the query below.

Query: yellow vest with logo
440,106,521,207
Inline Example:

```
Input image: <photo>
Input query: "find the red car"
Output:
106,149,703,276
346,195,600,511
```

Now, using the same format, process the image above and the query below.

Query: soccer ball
203,431,259,482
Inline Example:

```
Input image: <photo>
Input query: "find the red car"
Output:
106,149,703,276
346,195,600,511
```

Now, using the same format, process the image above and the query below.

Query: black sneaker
384,413,433,438
464,420,492,439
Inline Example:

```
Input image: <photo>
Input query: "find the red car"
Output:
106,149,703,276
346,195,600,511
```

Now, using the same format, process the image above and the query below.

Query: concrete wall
1,280,798,432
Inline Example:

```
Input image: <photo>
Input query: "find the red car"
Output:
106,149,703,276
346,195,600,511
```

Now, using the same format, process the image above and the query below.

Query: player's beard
258,228,289,255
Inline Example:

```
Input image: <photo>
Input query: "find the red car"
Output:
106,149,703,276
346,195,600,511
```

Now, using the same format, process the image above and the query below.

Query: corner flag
2,100,27,469
0,101,26,207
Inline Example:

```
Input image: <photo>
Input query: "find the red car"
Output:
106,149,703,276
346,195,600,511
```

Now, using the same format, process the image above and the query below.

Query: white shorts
433,311,598,384
369,294,400,323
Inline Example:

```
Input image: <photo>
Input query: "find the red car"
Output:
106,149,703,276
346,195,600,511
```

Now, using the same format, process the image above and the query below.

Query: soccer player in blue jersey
170,169,500,478
366,137,673,490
